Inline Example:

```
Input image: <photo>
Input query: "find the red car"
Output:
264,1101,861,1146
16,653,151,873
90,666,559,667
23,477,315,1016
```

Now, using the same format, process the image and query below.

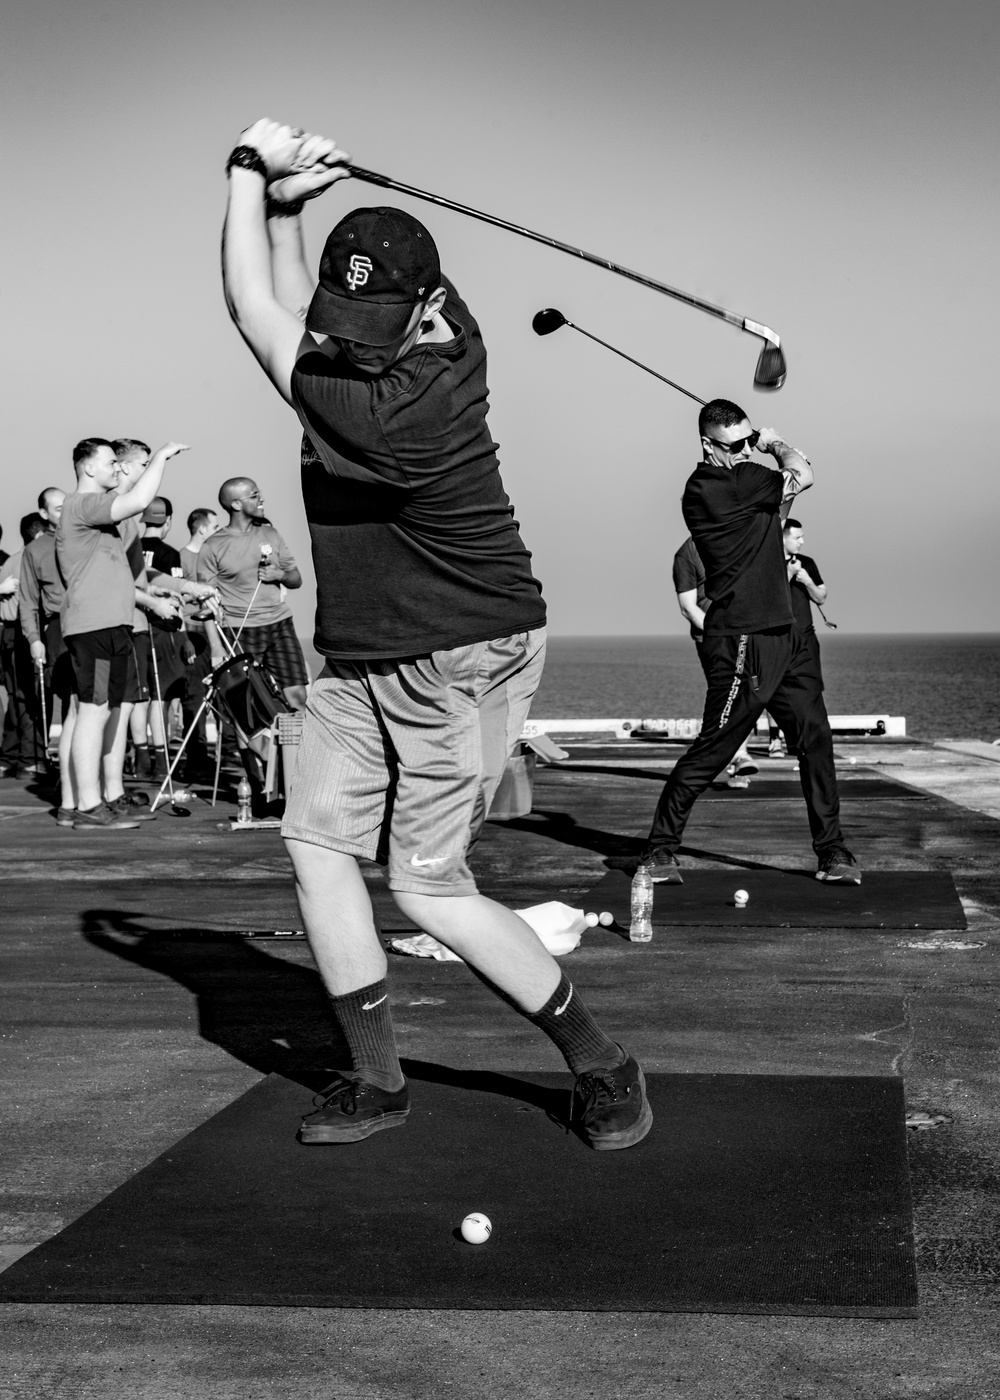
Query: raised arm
110,442,189,523
756,427,814,501
222,121,351,403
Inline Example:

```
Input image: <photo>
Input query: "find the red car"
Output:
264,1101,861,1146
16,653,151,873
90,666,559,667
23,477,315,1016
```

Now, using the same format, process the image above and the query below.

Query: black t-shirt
290,277,546,660
681,459,793,635
142,536,183,632
672,537,709,639
788,552,823,632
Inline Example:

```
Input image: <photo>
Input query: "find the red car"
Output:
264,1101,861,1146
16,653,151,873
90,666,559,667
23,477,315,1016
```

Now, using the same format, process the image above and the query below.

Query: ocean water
528,634,1000,742
303,634,1000,742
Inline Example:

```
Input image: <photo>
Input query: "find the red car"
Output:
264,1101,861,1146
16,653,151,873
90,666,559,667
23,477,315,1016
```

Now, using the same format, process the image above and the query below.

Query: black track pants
647,626,844,857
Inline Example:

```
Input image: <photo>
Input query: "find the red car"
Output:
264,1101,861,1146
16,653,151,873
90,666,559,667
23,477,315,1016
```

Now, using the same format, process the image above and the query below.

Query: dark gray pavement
1,743,999,1398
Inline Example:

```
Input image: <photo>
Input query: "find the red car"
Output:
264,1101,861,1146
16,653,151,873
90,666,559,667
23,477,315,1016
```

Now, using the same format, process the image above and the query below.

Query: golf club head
169,802,192,817
754,342,787,391
532,308,567,336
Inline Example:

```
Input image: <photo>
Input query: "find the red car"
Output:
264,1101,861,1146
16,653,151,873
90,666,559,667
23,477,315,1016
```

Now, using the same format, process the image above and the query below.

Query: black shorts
124,632,151,705
148,627,187,700
235,616,309,691
65,626,133,707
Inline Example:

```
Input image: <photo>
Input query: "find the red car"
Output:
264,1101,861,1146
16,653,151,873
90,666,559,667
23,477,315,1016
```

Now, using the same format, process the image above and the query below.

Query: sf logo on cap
346,254,373,291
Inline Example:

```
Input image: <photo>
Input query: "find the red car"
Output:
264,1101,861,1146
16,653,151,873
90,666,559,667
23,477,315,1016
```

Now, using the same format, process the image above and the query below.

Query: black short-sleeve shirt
142,537,183,632
672,537,709,638
681,459,793,635
290,277,545,660
788,551,823,632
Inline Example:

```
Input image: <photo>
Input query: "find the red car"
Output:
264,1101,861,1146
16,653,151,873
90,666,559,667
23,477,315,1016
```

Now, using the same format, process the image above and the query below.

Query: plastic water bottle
236,776,253,825
629,866,654,943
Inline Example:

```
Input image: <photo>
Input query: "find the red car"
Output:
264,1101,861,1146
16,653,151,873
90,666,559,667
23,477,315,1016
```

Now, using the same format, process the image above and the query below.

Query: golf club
148,631,191,817
348,166,786,389
532,308,706,404
34,657,48,773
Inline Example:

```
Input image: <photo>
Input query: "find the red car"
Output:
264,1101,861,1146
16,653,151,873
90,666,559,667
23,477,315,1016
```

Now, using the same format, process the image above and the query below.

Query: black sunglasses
706,429,760,455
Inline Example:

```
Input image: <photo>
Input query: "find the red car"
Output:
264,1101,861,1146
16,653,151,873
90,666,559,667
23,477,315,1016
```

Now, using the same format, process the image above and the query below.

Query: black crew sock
526,972,625,1077
134,743,150,777
328,978,405,1093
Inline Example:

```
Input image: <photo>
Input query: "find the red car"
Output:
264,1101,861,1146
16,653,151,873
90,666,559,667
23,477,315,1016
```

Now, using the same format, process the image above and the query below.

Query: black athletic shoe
298,1073,410,1144
572,1050,653,1151
643,849,684,884
109,794,157,823
72,802,139,830
816,847,862,884
55,806,76,827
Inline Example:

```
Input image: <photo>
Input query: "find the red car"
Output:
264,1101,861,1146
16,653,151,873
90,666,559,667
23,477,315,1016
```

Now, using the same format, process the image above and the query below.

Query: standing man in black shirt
220,118,651,1152
644,399,859,885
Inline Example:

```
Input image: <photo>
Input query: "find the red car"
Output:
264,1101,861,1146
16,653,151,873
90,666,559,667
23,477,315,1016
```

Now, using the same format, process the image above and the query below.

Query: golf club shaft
349,166,780,348
567,322,705,404
229,581,263,649
151,694,210,813
148,634,175,802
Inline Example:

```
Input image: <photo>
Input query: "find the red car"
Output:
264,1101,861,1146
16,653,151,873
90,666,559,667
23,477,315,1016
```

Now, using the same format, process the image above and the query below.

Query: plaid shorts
233,616,309,691
281,628,546,895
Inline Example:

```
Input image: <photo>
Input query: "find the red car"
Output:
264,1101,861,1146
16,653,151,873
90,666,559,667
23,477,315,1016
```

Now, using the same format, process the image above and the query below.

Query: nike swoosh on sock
553,986,573,1016
362,995,388,1010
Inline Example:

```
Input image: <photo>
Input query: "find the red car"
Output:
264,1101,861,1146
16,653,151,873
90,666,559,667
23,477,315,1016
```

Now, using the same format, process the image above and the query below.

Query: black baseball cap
306,207,442,346
141,497,170,524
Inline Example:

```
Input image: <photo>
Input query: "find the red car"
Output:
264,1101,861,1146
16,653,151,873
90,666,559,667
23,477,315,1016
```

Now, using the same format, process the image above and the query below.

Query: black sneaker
298,1073,410,1144
55,806,76,827
73,802,140,830
572,1050,653,1151
816,847,862,884
109,794,157,823
644,849,684,884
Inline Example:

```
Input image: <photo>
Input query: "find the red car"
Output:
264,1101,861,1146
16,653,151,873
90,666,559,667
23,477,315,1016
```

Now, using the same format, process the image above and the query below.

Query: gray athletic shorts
281,628,546,896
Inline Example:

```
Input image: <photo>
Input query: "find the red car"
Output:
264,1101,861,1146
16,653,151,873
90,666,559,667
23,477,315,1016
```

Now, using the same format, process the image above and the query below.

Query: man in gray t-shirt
55,436,188,828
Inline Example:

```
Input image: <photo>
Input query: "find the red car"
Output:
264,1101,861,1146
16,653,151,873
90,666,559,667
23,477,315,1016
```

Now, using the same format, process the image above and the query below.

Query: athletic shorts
235,616,309,692
124,632,151,705
42,615,75,704
64,626,133,708
148,627,187,700
282,628,547,896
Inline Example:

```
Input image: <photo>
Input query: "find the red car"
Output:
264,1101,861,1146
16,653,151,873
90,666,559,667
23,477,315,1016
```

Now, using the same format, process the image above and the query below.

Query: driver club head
532,307,567,336
754,342,787,391
169,802,192,817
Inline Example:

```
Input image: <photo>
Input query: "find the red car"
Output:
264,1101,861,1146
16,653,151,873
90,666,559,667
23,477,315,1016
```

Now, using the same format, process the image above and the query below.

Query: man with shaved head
198,475,307,712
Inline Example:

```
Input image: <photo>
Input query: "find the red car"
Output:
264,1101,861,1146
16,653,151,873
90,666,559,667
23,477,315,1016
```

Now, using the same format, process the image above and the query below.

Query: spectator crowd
0,438,308,828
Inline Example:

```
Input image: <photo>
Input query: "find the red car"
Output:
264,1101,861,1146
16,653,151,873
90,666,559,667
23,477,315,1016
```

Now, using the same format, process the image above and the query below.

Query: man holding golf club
220,118,651,1152
642,400,860,886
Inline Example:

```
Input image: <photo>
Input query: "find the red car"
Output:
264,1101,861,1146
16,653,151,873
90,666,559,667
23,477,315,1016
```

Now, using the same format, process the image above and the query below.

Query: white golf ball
849,757,857,765
598,911,615,927
460,1212,492,1245
734,889,749,904
584,912,599,928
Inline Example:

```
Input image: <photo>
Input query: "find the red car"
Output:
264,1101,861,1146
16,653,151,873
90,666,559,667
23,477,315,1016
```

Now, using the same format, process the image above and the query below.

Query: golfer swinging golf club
221,118,651,1150
640,401,861,886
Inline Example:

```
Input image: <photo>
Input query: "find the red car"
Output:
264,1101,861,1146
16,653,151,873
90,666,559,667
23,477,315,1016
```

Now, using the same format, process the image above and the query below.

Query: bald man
198,476,308,710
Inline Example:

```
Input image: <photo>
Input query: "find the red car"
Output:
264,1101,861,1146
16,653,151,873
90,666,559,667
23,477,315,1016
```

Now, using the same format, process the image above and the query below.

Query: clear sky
1,0,997,634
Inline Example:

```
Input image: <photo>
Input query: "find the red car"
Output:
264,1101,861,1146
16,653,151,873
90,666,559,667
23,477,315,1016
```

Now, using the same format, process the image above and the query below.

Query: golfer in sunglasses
642,399,860,886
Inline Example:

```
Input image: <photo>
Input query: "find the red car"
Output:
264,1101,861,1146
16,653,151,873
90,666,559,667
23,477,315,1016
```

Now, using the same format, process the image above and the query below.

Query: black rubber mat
0,1069,917,1317
551,772,927,799
580,868,966,929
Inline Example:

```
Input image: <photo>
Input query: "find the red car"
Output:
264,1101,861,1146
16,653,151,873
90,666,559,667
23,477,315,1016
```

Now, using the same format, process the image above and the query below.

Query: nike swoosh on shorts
409,854,446,867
